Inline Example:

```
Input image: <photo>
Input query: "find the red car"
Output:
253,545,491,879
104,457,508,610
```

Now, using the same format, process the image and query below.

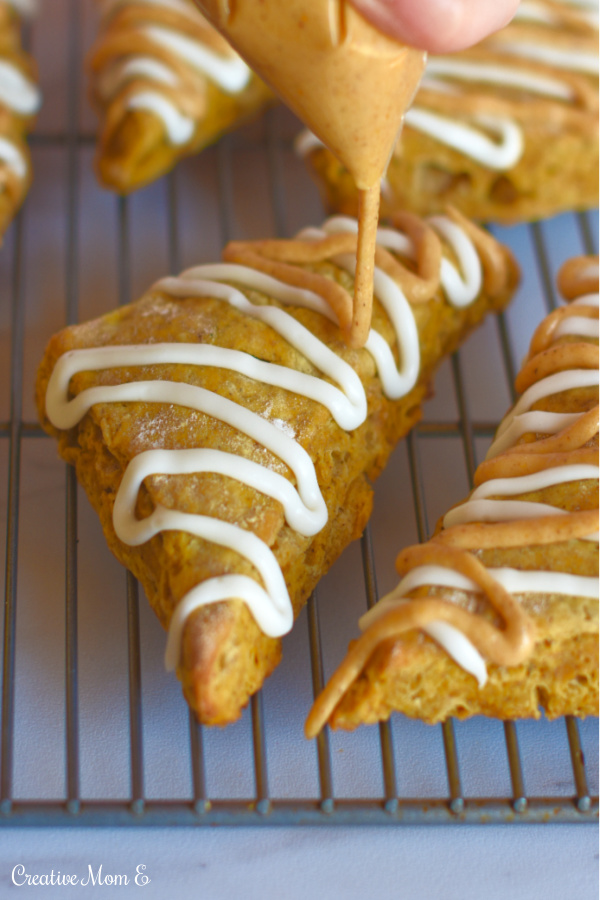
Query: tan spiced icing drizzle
44,213,507,673
305,255,599,739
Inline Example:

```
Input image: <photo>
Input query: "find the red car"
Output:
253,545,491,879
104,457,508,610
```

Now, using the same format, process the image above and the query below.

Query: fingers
350,0,521,53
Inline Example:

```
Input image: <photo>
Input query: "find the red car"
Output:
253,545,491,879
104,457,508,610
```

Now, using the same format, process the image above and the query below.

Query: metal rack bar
307,588,335,814
115,185,145,814
0,9,37,820
117,196,131,308
265,106,287,238
165,169,211,815
167,171,181,274
361,526,399,812
65,469,80,815
451,351,477,479
442,720,464,815
406,425,467,816
503,722,527,814
251,692,270,815
189,713,208,815
216,136,236,245
565,716,591,813
483,247,527,814
64,0,83,818
531,221,558,312
0,212,25,818
0,795,596,828
577,211,596,256
406,430,429,543
495,311,518,400
126,574,145,815
0,418,507,442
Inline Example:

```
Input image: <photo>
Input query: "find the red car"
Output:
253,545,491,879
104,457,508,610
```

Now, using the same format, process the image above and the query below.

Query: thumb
350,0,521,53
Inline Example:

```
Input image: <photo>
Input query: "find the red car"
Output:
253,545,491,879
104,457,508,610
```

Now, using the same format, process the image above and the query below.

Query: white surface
0,0,597,897
0,825,597,899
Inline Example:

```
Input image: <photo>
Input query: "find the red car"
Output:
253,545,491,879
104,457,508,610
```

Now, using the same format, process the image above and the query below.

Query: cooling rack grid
0,0,597,827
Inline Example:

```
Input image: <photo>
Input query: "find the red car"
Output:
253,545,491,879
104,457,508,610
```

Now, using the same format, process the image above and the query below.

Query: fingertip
350,0,521,53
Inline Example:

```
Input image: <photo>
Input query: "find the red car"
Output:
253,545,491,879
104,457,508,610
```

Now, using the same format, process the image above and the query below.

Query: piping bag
191,0,426,347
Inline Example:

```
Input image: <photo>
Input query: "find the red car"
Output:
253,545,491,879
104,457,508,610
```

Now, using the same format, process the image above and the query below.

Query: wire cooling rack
0,0,597,827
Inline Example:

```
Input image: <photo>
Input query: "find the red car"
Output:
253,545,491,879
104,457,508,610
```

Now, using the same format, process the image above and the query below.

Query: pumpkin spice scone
306,255,599,739
36,211,518,725
89,0,273,194
297,0,599,224
0,0,41,238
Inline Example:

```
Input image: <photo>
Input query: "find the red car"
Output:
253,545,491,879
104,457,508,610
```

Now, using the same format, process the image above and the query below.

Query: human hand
350,0,521,53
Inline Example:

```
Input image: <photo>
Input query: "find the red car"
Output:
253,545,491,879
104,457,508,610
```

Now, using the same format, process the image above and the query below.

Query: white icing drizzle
128,91,194,144
97,57,178,98
499,369,598,427
465,463,600,500
514,1,560,25
515,0,599,27
141,25,251,92
359,558,600,687
446,464,599,526
360,564,600,633
364,287,599,684
573,290,599,306
0,59,41,116
0,135,26,178
44,215,486,668
488,410,590,460
444,497,597,542
4,0,37,14
496,40,599,75
424,57,573,102
423,621,489,687
486,369,599,459
554,315,599,340
427,216,482,307
98,0,252,145
404,107,524,170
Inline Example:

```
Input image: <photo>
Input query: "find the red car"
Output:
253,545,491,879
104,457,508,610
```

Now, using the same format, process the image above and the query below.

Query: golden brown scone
306,255,599,738
36,211,518,726
89,0,273,194
297,0,599,224
0,0,40,237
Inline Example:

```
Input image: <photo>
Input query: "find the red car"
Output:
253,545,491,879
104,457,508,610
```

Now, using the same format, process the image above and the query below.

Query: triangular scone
0,0,41,237
306,256,599,738
89,0,273,193
36,211,518,725
297,0,599,224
